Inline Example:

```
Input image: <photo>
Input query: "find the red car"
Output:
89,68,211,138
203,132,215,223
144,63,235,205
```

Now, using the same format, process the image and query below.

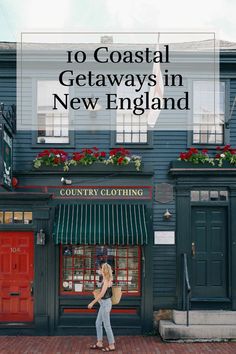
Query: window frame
188,78,230,148
31,78,75,148
110,80,154,149
0,209,33,225
59,244,141,296
190,189,229,203
110,130,153,149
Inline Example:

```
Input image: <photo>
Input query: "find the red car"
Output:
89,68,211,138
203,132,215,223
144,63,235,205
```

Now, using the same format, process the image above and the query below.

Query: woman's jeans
96,298,115,345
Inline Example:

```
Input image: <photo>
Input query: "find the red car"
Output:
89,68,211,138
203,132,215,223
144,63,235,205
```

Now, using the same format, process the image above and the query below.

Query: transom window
193,81,225,145
37,81,69,144
60,245,141,295
191,190,228,202
0,211,33,224
116,83,148,144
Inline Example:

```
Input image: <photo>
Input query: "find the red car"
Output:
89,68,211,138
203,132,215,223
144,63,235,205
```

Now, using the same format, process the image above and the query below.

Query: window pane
128,247,138,257
4,211,13,224
63,269,73,280
116,82,148,144
116,133,123,143
219,191,228,201
117,247,128,257
210,191,219,200
24,212,32,224
37,81,69,143
13,212,23,224
140,133,147,143
63,257,72,268
200,191,209,201
193,81,225,144
124,133,132,143
128,270,138,292
191,191,200,201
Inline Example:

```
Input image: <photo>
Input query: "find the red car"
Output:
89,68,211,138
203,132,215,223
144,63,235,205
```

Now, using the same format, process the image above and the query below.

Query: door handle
30,281,34,296
191,242,196,257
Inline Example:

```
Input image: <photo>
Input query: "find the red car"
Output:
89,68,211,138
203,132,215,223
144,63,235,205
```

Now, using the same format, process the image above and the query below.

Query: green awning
53,204,148,245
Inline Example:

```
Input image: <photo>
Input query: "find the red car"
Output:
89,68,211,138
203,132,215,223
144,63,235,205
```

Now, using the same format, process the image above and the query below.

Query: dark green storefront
0,168,154,335
171,163,236,311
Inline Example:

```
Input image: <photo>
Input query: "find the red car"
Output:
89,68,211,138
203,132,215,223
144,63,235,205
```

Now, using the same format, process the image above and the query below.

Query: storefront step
159,320,236,341
173,310,236,325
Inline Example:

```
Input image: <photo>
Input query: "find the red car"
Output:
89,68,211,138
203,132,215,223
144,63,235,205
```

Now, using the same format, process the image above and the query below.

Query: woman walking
88,263,115,352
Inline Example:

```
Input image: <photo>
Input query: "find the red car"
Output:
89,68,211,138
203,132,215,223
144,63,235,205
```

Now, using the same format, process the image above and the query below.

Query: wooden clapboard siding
1,48,236,312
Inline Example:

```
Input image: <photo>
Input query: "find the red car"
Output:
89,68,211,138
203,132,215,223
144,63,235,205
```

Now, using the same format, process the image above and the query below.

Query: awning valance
53,204,148,245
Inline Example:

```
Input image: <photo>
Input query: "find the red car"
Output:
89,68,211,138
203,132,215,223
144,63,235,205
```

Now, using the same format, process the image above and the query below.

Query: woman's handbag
93,286,122,305
111,286,122,305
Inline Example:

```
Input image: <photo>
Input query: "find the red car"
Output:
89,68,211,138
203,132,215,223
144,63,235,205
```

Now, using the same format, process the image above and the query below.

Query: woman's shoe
90,343,103,350
102,347,115,352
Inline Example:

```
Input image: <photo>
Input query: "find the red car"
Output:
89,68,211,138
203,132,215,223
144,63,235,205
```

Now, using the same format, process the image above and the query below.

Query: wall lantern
61,177,72,185
36,229,46,245
163,209,172,221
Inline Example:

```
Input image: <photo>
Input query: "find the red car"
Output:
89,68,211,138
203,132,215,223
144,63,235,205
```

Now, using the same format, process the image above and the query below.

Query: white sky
0,0,235,42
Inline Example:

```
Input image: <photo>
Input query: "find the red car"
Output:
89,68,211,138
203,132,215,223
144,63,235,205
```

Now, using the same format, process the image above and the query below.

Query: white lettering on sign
59,188,145,198
10,247,21,253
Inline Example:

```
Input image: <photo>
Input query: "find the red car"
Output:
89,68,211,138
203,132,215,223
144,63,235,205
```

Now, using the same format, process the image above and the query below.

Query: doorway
191,207,227,299
0,231,34,322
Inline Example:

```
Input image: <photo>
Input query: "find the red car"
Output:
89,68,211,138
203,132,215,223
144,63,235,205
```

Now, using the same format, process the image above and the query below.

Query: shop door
191,207,227,299
0,231,34,322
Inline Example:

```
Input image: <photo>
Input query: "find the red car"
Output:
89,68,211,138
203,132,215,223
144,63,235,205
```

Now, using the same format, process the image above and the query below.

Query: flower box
171,160,236,169
33,147,142,172
32,161,142,173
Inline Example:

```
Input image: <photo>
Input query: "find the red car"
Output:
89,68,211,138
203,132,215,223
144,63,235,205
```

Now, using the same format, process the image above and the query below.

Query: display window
60,245,141,296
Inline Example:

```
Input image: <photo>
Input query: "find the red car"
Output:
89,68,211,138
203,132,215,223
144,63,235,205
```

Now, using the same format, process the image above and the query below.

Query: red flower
185,151,193,159
53,157,60,164
100,151,106,157
85,149,93,154
216,146,222,150
94,153,99,158
92,146,99,151
179,152,187,160
202,149,208,154
215,154,221,158
189,147,198,154
223,144,231,152
73,152,84,161
117,157,124,164
110,149,116,156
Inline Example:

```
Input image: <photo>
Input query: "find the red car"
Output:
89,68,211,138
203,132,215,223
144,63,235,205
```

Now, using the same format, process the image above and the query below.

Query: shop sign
155,183,174,203
0,124,13,190
154,231,175,245
54,186,152,199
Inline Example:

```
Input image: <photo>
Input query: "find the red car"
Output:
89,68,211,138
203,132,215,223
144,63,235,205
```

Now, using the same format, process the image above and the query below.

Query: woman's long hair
102,263,113,282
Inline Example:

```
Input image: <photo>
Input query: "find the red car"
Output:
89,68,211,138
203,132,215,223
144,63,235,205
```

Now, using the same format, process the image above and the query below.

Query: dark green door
191,207,227,298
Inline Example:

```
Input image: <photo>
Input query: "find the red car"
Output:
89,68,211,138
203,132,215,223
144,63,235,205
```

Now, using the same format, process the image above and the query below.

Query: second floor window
37,81,69,144
192,81,225,145
116,83,148,144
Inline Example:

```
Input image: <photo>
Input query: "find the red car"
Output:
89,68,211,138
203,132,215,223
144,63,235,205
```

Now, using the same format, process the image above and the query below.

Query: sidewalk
0,336,236,354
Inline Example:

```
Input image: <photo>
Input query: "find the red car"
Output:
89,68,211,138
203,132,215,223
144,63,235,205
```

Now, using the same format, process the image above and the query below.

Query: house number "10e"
10,247,21,253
